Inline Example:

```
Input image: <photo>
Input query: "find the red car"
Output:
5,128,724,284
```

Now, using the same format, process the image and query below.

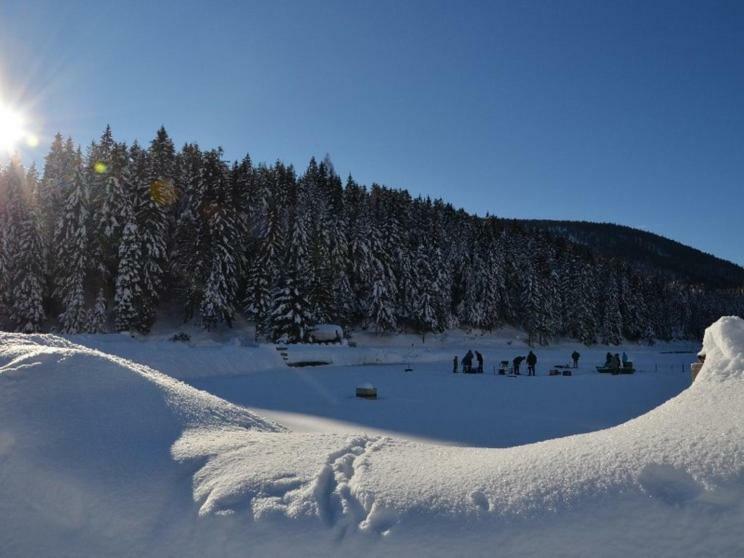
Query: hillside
516,219,744,290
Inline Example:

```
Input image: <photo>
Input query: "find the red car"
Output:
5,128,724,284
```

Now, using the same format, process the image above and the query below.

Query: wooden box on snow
356,383,377,399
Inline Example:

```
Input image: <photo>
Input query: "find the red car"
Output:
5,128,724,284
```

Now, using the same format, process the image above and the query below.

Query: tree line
1,126,741,343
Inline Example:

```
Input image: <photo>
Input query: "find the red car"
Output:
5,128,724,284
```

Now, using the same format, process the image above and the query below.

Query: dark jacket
526,352,537,366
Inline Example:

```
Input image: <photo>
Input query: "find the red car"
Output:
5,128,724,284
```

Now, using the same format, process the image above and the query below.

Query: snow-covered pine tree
305,178,335,322
367,263,397,333
347,198,375,320
619,269,645,340
271,193,313,342
54,149,91,333
600,268,623,345
328,212,354,324
39,135,73,250
365,217,397,332
85,128,115,293
483,242,507,330
270,269,313,343
1,161,46,332
131,141,167,331
244,253,273,336
198,149,240,329
411,245,441,341
94,135,128,283
87,288,107,333
114,194,143,332
172,143,205,320
147,126,177,213
243,165,284,336
461,250,486,329
519,243,553,345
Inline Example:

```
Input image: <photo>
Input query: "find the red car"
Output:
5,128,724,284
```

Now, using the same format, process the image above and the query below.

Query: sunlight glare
0,103,37,154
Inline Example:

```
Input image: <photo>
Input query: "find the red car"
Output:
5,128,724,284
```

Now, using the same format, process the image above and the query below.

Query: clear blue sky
1,0,742,264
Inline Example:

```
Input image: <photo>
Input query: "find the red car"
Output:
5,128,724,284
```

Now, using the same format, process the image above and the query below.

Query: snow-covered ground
2,322,742,557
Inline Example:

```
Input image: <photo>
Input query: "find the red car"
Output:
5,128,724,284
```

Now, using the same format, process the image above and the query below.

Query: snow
64,332,286,379
2,319,744,556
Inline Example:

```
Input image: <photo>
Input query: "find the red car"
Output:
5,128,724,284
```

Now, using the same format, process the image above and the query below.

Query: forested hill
1,126,743,344
514,220,744,290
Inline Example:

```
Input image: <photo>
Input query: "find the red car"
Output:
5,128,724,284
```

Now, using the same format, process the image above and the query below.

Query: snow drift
2,318,744,557
174,316,744,556
0,332,281,557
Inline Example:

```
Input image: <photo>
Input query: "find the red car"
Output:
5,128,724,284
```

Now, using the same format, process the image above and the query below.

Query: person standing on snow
453,355,459,374
572,350,580,368
463,350,474,373
475,351,484,373
513,355,525,375
527,351,537,376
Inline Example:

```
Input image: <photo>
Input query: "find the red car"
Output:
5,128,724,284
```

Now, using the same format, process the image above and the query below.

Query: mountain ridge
512,219,744,290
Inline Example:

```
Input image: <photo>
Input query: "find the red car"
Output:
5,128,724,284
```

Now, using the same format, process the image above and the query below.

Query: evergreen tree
1,161,45,332
243,166,283,336
412,246,441,340
271,194,313,342
131,142,167,331
94,138,128,282
88,288,107,333
114,195,143,332
197,150,241,329
54,150,91,333
600,270,623,345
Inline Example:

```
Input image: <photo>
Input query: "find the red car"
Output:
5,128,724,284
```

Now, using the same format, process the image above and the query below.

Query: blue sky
1,0,742,264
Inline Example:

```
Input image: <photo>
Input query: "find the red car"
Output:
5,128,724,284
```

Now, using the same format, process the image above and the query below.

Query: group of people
604,352,630,369
453,350,585,376
454,350,541,375
512,351,538,375
455,350,484,373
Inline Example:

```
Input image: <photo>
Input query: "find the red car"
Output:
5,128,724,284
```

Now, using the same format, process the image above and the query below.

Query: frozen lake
189,352,692,447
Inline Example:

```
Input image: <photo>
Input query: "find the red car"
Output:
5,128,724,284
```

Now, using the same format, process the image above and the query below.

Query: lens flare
150,178,177,206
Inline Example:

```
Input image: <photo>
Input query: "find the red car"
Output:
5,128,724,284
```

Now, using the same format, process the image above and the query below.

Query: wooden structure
356,383,377,399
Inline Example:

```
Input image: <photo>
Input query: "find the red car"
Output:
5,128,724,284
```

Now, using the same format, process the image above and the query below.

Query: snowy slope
2,319,744,556
0,333,281,557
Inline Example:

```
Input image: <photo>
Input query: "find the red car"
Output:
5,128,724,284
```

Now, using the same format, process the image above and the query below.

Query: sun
0,103,33,154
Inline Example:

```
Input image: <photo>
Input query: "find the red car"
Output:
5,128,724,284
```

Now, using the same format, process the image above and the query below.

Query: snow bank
2,319,743,556
697,315,744,383
0,332,281,557
175,317,744,556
